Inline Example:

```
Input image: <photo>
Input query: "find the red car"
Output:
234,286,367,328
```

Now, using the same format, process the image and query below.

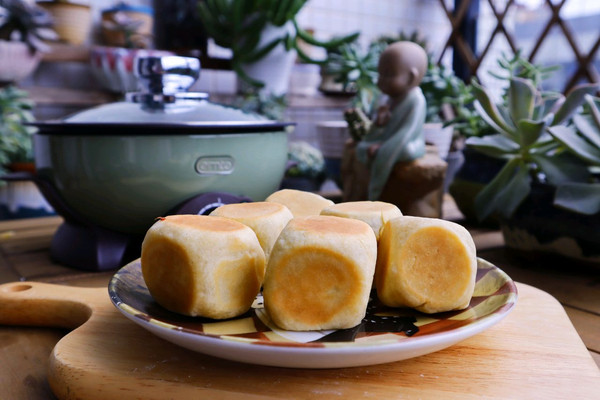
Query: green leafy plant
0,0,56,52
421,62,467,123
197,0,358,89
467,77,598,221
489,50,559,95
323,41,384,119
0,85,35,174
548,95,600,214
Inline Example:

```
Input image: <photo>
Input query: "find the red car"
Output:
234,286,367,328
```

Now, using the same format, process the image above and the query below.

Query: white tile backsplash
296,0,451,56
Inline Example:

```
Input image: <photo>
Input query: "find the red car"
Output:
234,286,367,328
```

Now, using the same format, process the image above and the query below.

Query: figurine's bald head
377,41,428,99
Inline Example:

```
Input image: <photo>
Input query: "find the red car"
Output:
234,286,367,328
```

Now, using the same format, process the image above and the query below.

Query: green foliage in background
0,85,35,173
197,0,358,89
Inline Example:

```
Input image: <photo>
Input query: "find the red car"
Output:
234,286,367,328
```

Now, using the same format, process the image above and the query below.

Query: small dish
109,258,517,368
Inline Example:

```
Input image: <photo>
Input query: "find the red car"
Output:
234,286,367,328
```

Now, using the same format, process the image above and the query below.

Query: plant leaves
548,125,600,165
531,152,590,184
517,118,548,147
554,182,600,215
552,83,600,125
586,95,600,129
573,114,600,148
240,37,283,64
534,91,563,120
471,81,517,139
466,134,519,158
474,158,531,220
508,78,536,124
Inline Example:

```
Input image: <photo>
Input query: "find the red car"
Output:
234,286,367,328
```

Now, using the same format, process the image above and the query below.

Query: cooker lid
35,56,293,135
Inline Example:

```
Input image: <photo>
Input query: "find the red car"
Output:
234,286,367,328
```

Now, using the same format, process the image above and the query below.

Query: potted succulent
466,75,599,264
280,141,327,192
0,85,53,218
0,0,56,83
100,2,153,49
0,85,35,172
197,0,358,96
448,52,560,223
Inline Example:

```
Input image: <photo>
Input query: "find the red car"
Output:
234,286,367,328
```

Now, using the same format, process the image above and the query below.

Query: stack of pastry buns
141,189,477,330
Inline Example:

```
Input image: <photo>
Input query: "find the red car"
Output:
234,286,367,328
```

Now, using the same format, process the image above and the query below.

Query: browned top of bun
159,215,245,232
290,215,371,235
324,201,399,213
211,202,287,218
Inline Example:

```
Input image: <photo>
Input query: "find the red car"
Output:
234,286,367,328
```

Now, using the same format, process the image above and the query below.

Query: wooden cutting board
0,281,598,399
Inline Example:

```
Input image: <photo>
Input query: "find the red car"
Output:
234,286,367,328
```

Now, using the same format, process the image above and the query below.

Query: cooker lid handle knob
135,55,201,95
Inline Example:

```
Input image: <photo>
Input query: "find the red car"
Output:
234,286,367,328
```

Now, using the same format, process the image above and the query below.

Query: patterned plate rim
108,257,518,351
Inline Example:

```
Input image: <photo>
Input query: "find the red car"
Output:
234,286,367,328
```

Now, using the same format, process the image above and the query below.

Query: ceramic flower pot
38,1,91,45
0,41,41,84
101,3,154,48
237,22,297,96
90,46,173,93
500,182,600,266
316,121,350,188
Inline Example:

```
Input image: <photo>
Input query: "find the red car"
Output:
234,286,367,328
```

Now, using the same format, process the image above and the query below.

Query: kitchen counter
0,197,599,399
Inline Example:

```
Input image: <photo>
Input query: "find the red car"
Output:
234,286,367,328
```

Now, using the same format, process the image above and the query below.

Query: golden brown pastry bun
375,216,477,313
210,201,293,264
320,200,402,240
265,189,334,218
141,215,265,319
263,215,377,331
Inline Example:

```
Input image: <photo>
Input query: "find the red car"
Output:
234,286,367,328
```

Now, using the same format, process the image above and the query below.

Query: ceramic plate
109,258,517,369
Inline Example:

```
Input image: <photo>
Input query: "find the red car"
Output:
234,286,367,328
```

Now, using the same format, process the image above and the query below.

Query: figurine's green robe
356,87,426,200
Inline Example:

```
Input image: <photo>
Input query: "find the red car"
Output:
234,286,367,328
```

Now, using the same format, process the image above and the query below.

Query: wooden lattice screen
437,0,600,92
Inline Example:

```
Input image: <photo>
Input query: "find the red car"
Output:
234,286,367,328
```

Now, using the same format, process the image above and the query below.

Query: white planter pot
237,22,296,96
316,121,350,159
0,41,41,84
0,180,54,219
316,121,350,187
423,122,453,160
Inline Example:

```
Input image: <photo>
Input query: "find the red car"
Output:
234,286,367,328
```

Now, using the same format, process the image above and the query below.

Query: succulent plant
197,0,359,89
548,95,600,215
325,40,384,119
0,0,57,52
285,141,325,180
466,77,599,220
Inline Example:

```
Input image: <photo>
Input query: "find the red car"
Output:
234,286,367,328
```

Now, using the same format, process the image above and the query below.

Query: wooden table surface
0,197,598,399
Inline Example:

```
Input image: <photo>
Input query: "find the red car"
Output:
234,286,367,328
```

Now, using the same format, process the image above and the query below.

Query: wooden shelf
41,43,90,63
27,86,118,107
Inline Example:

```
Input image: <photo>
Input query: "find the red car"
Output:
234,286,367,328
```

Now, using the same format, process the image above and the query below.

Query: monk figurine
354,41,428,200
342,41,447,217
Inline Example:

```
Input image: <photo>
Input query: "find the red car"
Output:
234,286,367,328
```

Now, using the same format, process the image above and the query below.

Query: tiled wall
297,0,449,56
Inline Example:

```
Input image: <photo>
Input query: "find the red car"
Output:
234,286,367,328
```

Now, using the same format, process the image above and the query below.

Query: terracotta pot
0,41,41,84
101,3,154,48
38,2,91,45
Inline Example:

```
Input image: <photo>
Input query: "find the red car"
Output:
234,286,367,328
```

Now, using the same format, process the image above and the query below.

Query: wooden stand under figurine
341,41,447,217
342,143,447,218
